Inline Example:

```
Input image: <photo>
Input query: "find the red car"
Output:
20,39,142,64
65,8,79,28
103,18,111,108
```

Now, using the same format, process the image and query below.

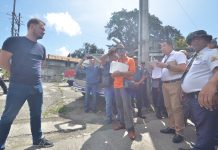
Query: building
42,54,81,82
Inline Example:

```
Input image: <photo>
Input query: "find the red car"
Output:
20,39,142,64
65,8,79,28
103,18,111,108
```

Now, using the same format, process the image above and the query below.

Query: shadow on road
56,91,197,150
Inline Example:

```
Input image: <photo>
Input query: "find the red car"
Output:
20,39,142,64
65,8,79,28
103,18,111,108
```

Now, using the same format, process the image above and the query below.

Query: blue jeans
104,86,114,119
84,84,97,112
184,94,218,150
0,83,43,150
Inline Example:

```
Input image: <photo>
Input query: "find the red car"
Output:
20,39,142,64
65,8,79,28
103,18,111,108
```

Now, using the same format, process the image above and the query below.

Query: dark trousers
152,87,166,114
184,94,218,150
141,82,150,108
0,79,7,94
129,85,143,114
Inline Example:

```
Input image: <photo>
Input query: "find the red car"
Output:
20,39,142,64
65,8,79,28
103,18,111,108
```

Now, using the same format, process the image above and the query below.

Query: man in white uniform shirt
156,39,187,143
179,30,218,150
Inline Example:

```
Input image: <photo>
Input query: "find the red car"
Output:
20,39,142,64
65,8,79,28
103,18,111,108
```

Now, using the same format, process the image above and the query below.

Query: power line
10,0,23,36
175,0,198,29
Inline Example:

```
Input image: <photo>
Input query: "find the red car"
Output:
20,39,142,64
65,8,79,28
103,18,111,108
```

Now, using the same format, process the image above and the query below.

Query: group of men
72,30,218,150
77,44,150,140
0,17,218,150
156,31,218,150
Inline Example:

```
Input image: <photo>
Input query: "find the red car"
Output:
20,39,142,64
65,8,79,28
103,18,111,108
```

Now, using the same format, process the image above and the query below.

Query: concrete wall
42,58,78,82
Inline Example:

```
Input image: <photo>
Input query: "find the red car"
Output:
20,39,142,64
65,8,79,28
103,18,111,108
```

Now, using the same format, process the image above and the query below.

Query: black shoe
156,113,162,119
162,112,168,118
172,134,183,143
160,127,175,134
138,112,146,119
33,137,54,148
178,148,190,150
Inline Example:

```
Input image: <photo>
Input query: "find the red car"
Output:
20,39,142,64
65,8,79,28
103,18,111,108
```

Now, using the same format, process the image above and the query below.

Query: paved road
0,82,198,150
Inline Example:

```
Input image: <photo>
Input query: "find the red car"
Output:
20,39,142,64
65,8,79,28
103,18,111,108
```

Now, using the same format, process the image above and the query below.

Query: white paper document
109,61,129,73
152,67,162,79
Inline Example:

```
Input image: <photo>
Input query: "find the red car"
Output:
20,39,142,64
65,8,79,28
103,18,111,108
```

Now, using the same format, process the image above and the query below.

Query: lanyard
181,52,198,82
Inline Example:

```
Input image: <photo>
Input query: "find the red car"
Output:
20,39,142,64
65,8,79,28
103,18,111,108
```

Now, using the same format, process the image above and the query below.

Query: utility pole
138,0,151,108
11,0,16,36
138,0,149,65
10,0,22,37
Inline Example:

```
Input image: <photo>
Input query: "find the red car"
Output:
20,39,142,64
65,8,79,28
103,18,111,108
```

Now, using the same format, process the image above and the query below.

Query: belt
152,78,161,81
185,91,200,99
162,78,181,83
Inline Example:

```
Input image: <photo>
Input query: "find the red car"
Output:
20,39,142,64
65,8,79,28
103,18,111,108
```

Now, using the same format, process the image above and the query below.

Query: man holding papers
111,46,136,140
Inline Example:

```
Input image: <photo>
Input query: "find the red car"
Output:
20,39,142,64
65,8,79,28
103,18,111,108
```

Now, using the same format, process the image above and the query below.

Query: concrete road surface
0,82,200,150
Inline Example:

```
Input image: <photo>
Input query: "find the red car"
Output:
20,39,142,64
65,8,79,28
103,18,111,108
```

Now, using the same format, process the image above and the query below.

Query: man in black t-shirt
0,18,53,150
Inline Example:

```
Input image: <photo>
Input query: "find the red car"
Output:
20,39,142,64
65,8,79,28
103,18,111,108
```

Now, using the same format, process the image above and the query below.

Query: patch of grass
43,101,71,117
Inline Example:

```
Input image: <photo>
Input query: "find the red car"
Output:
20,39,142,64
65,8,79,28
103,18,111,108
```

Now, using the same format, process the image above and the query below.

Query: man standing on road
99,46,119,124
0,18,53,150
78,55,101,113
156,39,187,143
111,46,136,140
131,56,146,119
179,30,218,150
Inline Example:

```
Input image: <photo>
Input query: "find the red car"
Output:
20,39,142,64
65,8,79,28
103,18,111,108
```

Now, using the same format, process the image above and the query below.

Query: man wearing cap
156,39,187,143
179,30,218,150
111,47,136,140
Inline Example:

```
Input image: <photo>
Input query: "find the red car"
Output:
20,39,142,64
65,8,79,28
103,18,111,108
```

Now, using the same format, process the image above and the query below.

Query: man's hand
198,81,218,111
108,47,117,55
156,62,167,68
116,43,124,49
112,71,123,77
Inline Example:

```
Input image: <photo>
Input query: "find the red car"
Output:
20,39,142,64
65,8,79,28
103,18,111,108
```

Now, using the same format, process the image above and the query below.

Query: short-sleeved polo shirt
181,47,218,93
161,50,187,81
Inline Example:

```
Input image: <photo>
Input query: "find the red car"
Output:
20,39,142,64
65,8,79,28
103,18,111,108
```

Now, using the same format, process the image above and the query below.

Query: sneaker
33,137,54,148
160,127,175,134
172,134,184,143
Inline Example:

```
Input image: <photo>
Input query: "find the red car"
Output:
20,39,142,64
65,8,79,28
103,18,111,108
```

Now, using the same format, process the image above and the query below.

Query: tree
105,9,139,52
174,37,188,50
105,9,186,52
70,43,104,58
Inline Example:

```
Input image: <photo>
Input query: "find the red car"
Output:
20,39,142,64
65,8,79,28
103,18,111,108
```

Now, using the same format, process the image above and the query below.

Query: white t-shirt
161,50,187,81
181,47,218,93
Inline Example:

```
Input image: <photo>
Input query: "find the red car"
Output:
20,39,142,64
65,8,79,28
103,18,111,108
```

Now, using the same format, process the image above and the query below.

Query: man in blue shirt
0,18,53,150
78,55,101,113
131,56,146,119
